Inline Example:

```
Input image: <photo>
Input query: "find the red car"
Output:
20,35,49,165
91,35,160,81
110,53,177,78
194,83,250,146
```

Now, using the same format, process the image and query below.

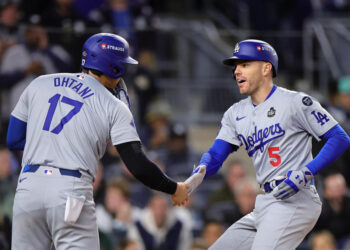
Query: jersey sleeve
110,100,140,146
11,81,31,122
292,93,338,141
216,106,242,147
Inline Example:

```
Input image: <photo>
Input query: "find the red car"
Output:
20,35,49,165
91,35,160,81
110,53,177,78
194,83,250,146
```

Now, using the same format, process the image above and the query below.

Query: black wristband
116,141,177,194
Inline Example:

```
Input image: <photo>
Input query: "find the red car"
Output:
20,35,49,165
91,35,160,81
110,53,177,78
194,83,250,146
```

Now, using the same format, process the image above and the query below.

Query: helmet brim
124,56,139,65
223,55,257,66
223,57,244,66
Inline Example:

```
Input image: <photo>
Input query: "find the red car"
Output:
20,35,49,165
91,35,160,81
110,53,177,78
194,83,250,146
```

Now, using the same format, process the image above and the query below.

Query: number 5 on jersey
268,147,281,167
43,94,83,134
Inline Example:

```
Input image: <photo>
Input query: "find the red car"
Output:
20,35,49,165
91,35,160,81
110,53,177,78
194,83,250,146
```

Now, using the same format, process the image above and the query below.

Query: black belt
23,165,82,178
261,178,285,193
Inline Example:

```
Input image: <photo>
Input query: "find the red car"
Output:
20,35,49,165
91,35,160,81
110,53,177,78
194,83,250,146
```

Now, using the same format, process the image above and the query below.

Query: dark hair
81,67,103,77
106,178,131,199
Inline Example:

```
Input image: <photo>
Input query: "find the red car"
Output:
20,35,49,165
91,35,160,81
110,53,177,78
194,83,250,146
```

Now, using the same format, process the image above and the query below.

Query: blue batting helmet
81,33,138,79
223,39,278,77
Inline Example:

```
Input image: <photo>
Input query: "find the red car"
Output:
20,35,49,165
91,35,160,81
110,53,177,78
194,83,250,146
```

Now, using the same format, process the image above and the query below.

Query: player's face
233,61,267,95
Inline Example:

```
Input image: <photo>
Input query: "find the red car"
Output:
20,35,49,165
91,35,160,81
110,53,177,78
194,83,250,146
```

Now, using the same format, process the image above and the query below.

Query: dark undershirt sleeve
115,141,177,194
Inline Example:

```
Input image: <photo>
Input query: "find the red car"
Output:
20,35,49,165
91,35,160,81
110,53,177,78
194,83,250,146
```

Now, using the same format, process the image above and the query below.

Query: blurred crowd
0,0,350,249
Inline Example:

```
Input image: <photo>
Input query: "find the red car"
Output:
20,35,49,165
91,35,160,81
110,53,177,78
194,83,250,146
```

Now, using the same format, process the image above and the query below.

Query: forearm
116,141,177,194
197,139,238,178
306,124,350,175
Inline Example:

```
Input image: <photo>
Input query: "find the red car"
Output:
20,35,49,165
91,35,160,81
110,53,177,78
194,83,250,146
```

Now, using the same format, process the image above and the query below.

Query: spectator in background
206,177,259,228
314,173,350,247
123,64,159,127
0,60,43,91
174,192,205,238
0,24,72,120
0,1,22,46
321,0,350,15
0,205,11,250
158,122,201,179
129,192,192,250
89,0,134,41
327,76,350,134
274,0,313,81
116,239,141,250
89,0,156,51
0,147,19,218
73,0,104,20
208,160,247,206
311,230,337,250
311,77,350,184
140,99,172,151
0,2,43,94
96,178,140,249
233,177,259,216
200,221,225,247
93,161,106,205
101,140,125,181
0,147,16,250
40,0,94,70
190,238,209,250
40,0,91,36
101,140,154,208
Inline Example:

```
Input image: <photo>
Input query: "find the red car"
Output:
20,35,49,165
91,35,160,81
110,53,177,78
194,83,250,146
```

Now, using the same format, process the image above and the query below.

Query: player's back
18,72,125,176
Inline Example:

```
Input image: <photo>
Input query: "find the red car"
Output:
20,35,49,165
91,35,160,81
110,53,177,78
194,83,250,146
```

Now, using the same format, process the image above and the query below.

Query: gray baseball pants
12,166,99,250
209,185,322,250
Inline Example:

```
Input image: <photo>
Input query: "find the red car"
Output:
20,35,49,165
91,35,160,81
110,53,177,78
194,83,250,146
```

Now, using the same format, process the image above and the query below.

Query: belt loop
23,165,40,173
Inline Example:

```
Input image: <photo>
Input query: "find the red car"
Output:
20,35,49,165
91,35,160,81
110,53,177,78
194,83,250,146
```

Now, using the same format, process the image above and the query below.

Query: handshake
171,165,206,206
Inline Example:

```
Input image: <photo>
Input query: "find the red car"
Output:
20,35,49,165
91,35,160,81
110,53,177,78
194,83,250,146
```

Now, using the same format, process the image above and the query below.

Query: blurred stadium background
1,0,350,249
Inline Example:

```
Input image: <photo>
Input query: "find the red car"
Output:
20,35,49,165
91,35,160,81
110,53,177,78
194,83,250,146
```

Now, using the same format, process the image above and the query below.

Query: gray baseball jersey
216,86,337,184
11,72,140,250
210,85,335,250
11,72,140,178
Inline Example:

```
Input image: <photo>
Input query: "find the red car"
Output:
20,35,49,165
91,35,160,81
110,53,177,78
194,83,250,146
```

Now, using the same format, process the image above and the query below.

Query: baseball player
7,33,189,250
183,39,350,249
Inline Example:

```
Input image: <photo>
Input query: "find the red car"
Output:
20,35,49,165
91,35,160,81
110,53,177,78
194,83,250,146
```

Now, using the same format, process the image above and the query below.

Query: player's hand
184,165,206,196
171,182,190,206
272,166,313,200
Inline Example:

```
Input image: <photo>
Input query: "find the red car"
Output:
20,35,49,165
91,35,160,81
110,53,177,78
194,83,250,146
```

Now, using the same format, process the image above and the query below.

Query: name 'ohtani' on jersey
53,77,94,99
238,123,285,157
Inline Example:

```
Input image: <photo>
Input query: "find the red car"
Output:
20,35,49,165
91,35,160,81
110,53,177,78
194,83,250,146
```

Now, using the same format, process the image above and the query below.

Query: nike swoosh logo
19,177,27,183
236,116,246,121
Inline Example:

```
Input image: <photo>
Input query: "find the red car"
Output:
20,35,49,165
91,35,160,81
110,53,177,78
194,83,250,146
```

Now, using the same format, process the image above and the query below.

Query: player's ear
262,62,272,77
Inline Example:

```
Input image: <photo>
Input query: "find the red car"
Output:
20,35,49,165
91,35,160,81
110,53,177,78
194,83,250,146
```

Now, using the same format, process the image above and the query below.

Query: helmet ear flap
110,61,125,79
110,64,120,75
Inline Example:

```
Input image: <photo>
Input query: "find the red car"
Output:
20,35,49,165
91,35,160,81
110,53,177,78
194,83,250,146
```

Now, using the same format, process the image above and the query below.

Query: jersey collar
253,84,277,107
